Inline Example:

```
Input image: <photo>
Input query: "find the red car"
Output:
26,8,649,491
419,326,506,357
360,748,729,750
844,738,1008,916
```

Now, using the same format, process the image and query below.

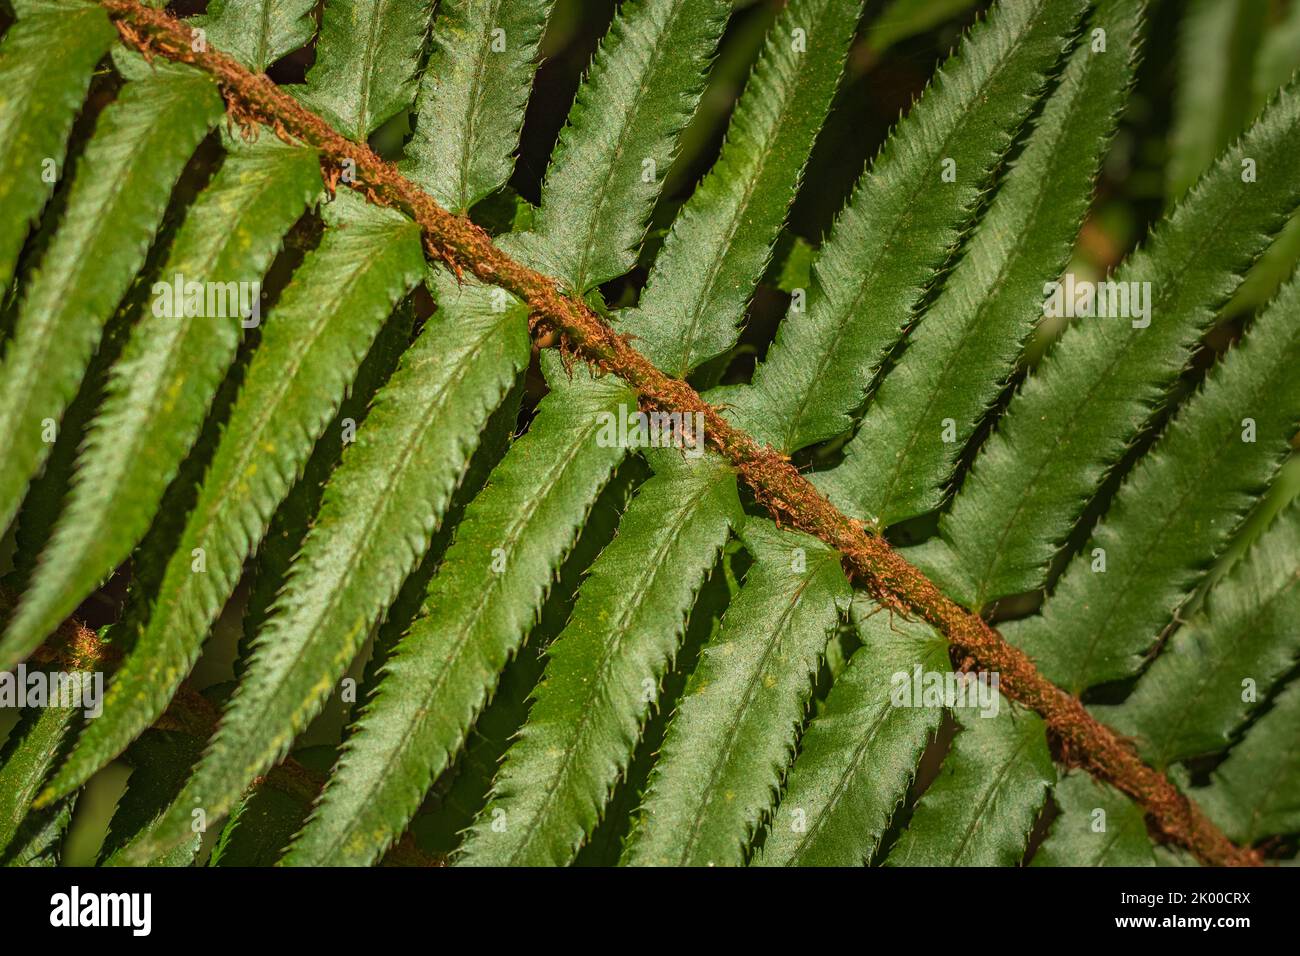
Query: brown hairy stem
91,0,1258,866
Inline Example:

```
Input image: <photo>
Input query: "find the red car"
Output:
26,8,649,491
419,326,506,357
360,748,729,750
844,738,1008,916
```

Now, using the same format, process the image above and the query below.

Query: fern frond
282,368,635,866
817,0,1144,525
0,1,115,292
1254,0,1300,109
886,698,1054,866
1,137,321,664
755,599,948,866
100,730,205,867
728,0,1088,453
296,0,434,142
4,0,1287,871
241,294,418,670
1031,773,1156,867
42,196,424,802
1167,0,1265,204
930,74,1300,609
0,68,223,574
616,0,863,377
281,0,731,864
1199,677,1300,844
1008,271,1300,692
1099,497,1300,768
453,453,740,866
117,278,530,862
2,797,73,867
193,0,318,71
401,0,555,212
510,0,730,292
622,521,848,867
0,671,83,858
865,0,980,55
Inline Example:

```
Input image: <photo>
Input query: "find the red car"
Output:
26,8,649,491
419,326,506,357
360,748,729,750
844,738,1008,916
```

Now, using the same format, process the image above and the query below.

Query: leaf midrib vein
504,471,723,864
307,384,615,863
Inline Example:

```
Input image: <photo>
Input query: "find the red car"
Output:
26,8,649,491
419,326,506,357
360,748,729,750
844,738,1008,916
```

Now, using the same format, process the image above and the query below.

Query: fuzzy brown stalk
92,0,1258,867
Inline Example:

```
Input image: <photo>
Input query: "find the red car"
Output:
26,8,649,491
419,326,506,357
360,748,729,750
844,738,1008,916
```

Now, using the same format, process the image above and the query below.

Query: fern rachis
0,0,1295,872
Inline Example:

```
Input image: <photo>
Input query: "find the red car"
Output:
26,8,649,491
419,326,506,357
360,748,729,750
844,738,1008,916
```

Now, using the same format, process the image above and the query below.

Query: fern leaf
1007,272,1300,691
114,279,530,863
728,0,1088,453
282,367,635,866
0,2,115,292
622,521,848,867
193,0,318,71
6,294,134,590
2,796,75,867
1254,0,1300,109
1198,678,1300,844
453,453,740,866
296,0,433,142
886,699,1054,866
283,0,724,863
0,672,84,858
1031,773,1156,867
817,0,1144,525
1099,498,1300,768
240,295,418,668
210,787,307,868
0,70,223,564
401,0,555,211
42,196,424,802
1,137,321,664
1167,0,1265,204
865,0,979,54
931,74,1300,609
100,730,205,867
754,599,948,866
405,468,644,861
510,0,730,292
616,0,863,376
209,742,349,867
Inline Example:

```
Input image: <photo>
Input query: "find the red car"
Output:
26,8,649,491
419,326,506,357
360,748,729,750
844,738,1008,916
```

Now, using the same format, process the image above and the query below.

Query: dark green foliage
5,137,321,666
1,0,1297,870
402,0,555,212
729,0,1089,453
623,523,849,866
1010,272,1300,691
927,67,1300,609
818,0,1142,525
297,0,434,142
0,69,224,589
1033,773,1156,867
0,2,115,292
